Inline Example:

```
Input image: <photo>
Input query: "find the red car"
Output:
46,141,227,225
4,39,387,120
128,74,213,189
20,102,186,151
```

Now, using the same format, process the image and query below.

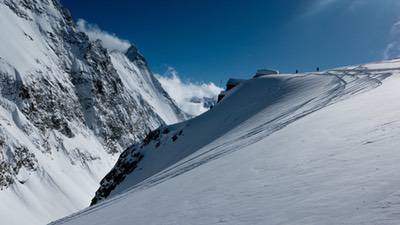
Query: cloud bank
156,67,223,117
76,19,131,52
384,21,400,59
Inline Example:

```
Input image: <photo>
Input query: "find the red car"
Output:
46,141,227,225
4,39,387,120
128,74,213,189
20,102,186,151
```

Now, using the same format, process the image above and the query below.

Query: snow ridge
52,59,400,225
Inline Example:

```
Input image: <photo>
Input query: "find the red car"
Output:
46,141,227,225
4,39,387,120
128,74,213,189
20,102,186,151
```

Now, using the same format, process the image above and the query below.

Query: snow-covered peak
110,50,187,124
0,0,186,224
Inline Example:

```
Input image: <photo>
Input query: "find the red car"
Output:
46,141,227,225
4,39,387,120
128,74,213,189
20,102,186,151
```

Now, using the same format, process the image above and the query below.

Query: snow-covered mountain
0,0,186,224
52,59,400,225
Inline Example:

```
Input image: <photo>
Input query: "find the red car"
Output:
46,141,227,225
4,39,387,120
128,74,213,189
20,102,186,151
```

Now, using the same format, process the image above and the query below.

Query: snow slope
0,0,185,225
52,59,400,225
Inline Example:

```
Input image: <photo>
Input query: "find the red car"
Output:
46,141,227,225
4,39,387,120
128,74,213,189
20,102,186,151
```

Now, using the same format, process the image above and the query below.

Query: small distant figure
295,69,299,74
316,67,320,72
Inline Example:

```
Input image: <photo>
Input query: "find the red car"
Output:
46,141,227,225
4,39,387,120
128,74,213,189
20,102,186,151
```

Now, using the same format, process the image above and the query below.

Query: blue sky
61,0,400,84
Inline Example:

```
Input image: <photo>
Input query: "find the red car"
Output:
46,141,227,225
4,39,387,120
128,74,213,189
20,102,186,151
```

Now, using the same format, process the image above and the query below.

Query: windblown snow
76,19,131,53
52,59,400,225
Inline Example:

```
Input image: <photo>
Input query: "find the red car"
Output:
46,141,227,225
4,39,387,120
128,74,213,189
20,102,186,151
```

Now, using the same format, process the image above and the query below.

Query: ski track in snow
51,60,400,225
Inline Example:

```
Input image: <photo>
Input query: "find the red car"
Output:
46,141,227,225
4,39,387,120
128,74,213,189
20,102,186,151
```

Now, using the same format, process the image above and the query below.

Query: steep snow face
0,0,185,225
53,60,400,225
110,49,187,124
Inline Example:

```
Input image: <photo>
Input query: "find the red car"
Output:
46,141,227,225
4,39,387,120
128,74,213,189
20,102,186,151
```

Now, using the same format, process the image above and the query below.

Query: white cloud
76,19,131,52
384,21,400,59
156,67,223,117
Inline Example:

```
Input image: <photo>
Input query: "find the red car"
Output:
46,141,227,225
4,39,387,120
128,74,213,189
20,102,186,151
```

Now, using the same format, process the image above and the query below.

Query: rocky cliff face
0,0,185,224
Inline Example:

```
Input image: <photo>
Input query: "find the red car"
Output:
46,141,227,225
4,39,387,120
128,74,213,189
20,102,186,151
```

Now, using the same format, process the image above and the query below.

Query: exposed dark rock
90,146,144,205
